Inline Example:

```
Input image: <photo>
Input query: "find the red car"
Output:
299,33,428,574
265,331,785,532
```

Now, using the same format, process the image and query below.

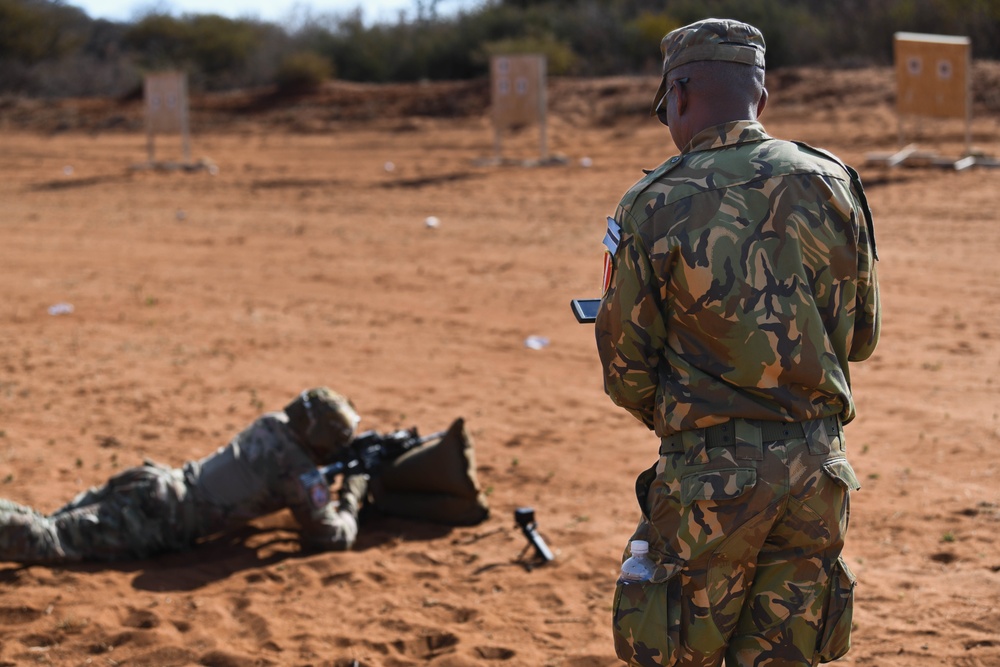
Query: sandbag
369,418,489,525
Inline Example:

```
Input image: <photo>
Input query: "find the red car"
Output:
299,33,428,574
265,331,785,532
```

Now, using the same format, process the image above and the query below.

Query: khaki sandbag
369,418,489,525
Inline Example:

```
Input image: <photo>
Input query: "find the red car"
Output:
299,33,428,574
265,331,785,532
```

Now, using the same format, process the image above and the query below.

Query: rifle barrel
318,428,447,484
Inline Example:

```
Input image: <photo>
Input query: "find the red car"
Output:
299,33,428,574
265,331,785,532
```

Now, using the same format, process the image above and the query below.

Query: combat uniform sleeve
290,474,367,551
595,210,669,430
848,193,880,362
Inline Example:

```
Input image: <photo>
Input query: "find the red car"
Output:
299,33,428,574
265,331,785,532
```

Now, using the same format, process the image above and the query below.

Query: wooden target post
490,55,548,164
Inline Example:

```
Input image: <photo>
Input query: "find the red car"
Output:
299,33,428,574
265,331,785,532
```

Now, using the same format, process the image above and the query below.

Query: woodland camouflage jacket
595,120,880,437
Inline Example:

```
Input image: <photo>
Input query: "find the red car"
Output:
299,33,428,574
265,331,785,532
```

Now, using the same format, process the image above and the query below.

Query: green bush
187,14,259,77
124,13,189,66
481,35,577,75
628,12,679,52
4,0,1000,97
275,51,333,92
124,12,277,90
0,0,88,64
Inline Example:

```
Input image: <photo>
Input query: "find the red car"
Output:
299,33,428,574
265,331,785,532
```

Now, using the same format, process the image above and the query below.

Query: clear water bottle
618,539,655,584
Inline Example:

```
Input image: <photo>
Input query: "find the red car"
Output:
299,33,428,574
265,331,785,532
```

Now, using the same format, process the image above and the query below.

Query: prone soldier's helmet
284,387,361,463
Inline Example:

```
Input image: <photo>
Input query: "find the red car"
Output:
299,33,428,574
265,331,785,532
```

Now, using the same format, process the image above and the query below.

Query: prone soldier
0,387,487,564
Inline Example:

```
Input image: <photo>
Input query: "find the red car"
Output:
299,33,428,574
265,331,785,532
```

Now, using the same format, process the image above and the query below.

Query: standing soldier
0,388,369,562
595,18,880,667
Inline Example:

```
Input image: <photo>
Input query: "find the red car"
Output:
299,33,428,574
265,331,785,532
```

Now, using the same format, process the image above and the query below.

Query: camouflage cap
651,18,766,114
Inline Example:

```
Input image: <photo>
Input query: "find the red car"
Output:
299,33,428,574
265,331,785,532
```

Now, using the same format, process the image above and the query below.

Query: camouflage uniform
596,19,880,667
0,388,367,563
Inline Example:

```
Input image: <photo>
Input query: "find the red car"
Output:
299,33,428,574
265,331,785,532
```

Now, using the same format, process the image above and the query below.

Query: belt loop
658,434,683,456
804,416,836,455
682,429,710,465
828,414,845,453
733,419,763,461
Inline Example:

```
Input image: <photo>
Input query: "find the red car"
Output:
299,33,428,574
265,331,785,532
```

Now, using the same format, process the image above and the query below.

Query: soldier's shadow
122,510,453,592
0,511,456,592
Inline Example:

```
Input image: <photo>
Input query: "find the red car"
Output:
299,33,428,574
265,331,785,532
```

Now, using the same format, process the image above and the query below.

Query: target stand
132,72,217,174
867,32,998,170
477,55,567,168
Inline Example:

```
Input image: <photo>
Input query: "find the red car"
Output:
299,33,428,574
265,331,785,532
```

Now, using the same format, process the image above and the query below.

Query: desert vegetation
1,0,999,98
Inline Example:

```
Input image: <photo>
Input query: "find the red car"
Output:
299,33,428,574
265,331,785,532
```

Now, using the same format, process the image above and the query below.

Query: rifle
318,427,445,483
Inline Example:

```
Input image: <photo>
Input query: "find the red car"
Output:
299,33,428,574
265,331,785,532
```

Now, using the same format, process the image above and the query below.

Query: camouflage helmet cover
651,18,766,115
284,387,361,463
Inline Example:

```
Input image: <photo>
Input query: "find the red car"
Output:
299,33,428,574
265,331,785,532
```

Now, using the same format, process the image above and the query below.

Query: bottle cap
630,540,649,554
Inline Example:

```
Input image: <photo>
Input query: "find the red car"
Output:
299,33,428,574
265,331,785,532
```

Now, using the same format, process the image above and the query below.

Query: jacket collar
681,120,771,154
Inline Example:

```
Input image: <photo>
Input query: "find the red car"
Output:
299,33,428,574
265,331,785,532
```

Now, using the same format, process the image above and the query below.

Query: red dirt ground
1,65,999,666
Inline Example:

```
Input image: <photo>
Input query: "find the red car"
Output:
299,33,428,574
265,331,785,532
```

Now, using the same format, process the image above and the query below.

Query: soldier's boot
0,507,68,564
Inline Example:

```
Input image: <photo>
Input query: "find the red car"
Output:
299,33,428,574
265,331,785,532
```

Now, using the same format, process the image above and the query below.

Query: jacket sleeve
290,474,367,551
848,194,880,362
594,211,668,430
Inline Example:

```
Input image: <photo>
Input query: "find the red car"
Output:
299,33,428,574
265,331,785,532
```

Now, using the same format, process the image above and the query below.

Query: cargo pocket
634,463,658,519
612,558,683,667
817,556,857,662
821,457,861,491
680,467,756,506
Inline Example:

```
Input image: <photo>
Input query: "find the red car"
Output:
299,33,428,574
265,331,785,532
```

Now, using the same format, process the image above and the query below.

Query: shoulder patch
603,216,621,254
299,468,331,510
601,216,620,297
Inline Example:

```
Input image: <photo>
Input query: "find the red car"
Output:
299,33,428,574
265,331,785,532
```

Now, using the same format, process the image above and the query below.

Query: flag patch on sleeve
603,216,621,254
601,216,620,296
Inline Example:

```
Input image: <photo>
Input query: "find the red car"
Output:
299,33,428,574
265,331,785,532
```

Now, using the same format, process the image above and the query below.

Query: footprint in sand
0,605,44,625
475,645,517,660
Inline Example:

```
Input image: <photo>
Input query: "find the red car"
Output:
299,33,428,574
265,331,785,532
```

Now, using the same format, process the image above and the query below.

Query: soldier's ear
756,87,768,119
675,80,690,117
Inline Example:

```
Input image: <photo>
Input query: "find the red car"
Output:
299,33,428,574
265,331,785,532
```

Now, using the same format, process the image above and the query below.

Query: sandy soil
1,66,999,666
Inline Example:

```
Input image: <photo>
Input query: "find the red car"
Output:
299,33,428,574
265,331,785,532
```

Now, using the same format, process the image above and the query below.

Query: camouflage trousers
612,417,861,667
0,462,196,563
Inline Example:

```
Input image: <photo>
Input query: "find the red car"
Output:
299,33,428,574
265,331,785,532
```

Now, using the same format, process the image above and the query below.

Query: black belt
659,415,841,455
